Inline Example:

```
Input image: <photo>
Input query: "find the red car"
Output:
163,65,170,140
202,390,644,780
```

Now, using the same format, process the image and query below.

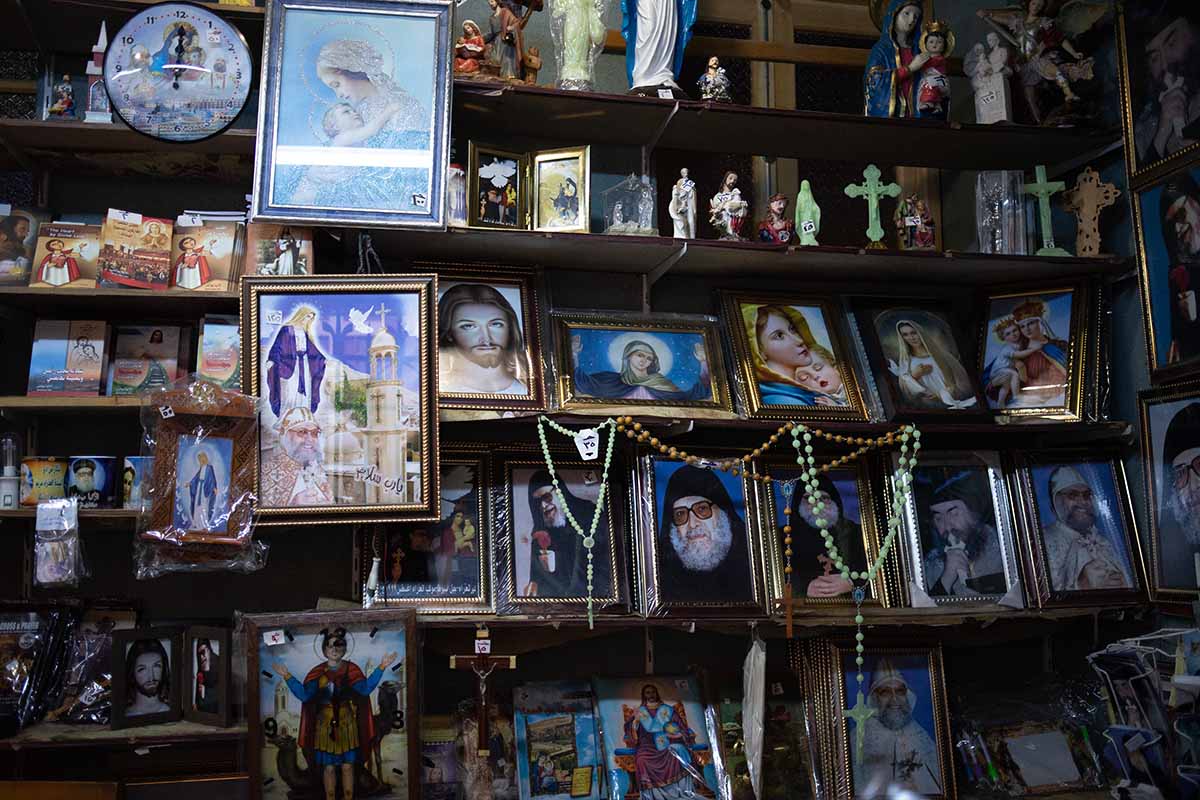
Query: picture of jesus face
124,637,172,718
437,280,533,400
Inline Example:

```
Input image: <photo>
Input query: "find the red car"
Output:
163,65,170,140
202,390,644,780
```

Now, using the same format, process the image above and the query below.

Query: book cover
515,681,604,800
108,325,181,395
98,209,173,290
169,221,241,292
0,206,49,286
27,319,107,395
29,223,101,289
244,223,314,276
197,315,240,390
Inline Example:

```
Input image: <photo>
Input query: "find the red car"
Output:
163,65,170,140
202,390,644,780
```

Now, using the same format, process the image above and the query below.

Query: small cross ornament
844,689,876,765
1063,167,1120,257
845,165,902,249
1023,165,1071,257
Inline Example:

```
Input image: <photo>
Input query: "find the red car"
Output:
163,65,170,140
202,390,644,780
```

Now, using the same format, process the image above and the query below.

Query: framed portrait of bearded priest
415,261,546,412
493,449,627,616
1010,451,1145,608
634,453,766,617
1139,382,1200,599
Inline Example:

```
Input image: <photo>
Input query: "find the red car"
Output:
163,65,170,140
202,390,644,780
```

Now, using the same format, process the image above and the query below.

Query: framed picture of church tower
242,275,439,522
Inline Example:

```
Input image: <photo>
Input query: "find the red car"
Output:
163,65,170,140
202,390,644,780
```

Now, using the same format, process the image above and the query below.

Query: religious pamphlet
98,208,173,290
0,205,47,286
169,218,242,292
197,315,240,390
514,681,604,800
29,223,101,290
27,319,108,396
243,222,313,277
107,325,181,395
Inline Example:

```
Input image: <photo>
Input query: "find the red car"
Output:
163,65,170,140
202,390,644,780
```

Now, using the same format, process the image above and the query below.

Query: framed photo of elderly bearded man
894,452,1022,607
636,454,764,616
1012,452,1144,607
1140,382,1200,598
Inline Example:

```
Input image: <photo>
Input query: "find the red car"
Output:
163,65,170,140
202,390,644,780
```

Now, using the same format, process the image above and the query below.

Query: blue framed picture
252,0,452,229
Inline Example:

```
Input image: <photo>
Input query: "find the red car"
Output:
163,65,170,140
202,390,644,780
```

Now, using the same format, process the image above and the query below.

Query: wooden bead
633,422,642,431
626,430,635,439
659,445,669,453
650,438,659,447
743,455,752,463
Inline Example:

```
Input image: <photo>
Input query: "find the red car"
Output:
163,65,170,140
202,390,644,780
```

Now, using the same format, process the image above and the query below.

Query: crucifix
377,304,389,333
1023,164,1071,257
844,164,902,249
844,689,876,766
1063,166,1120,257
450,641,516,756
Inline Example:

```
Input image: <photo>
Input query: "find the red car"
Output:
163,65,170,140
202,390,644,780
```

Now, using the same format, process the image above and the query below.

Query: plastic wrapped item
0,608,75,737
455,697,519,800
548,0,609,91
0,431,20,510
133,537,270,579
44,627,114,725
33,498,88,588
602,174,657,236
742,634,764,800
760,700,820,800
514,681,604,800
592,675,727,800
137,377,260,546
975,170,1028,255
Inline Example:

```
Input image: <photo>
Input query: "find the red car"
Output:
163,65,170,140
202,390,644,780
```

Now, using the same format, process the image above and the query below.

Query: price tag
263,629,287,646
108,207,142,225
904,216,921,228
266,310,283,324
475,639,492,654
176,214,204,228
801,220,817,234
158,406,175,419
581,469,598,486
657,89,674,99
207,28,221,45
575,428,600,460
981,90,997,105
36,501,76,531
412,193,429,208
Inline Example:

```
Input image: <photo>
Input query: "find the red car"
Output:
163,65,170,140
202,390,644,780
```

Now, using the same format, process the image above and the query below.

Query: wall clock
104,2,253,142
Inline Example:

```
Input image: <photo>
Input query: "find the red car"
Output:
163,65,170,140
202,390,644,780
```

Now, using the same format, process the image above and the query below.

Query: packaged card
98,208,173,290
169,221,241,292
244,222,313,276
29,223,101,289
197,315,240,390
107,325,181,395
27,319,108,396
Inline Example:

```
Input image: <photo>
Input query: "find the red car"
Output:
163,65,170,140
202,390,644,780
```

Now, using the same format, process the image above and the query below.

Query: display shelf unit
0,285,239,314
0,508,136,521
0,396,142,412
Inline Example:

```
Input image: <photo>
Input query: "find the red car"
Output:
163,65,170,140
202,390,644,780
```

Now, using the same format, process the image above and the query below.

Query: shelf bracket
642,242,687,309
641,101,679,175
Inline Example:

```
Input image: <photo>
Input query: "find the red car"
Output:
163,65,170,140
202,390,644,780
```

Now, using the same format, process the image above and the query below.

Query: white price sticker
263,629,287,646
981,90,997,105
412,193,428,208
904,216,921,228
158,406,175,419
266,310,283,324
475,639,492,654
801,220,817,234
575,428,600,460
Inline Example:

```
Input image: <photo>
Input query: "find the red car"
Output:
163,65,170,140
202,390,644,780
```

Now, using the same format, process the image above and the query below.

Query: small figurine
894,192,937,251
454,20,489,75
795,180,821,246
1063,166,1119,257
1023,164,1071,257
84,22,111,124
697,56,733,103
621,0,698,97
48,74,76,119
757,193,795,245
523,46,543,84
709,171,749,241
603,173,658,236
549,0,607,91
845,164,901,248
916,20,954,120
485,0,542,83
976,0,1109,126
965,31,1015,124
668,168,697,239
864,0,925,117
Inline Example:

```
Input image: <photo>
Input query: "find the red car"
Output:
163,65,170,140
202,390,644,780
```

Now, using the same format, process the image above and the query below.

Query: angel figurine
976,0,1110,126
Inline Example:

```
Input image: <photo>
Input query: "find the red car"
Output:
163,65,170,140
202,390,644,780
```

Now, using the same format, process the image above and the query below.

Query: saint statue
668,168,696,239
709,171,749,241
620,0,698,96
795,180,821,246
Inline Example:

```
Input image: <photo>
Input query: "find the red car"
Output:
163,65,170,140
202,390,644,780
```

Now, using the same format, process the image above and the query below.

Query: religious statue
696,56,733,102
454,20,489,75
795,180,821,246
621,0,698,97
604,173,658,236
484,0,544,83
709,171,749,241
757,193,795,245
894,193,936,251
668,168,697,239
845,165,901,248
976,0,1109,126
549,0,608,91
1023,164,1071,257
1063,166,1119,258
864,0,925,118
965,31,1015,124
916,20,954,120
48,74,76,119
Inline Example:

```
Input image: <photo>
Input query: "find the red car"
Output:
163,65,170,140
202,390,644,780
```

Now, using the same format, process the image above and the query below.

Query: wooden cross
450,646,516,756
781,584,794,639
1063,167,1120,257
1023,165,1071,257
845,164,901,249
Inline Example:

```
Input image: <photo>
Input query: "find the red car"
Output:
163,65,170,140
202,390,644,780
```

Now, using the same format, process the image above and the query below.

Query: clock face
104,2,253,142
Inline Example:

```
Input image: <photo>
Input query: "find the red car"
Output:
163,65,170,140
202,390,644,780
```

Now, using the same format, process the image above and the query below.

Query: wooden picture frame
531,146,590,233
633,452,766,617
468,142,529,230
142,384,258,546
976,281,1093,422
721,291,868,421
110,627,183,730
242,274,440,523
415,261,547,412
1138,380,1200,599
244,609,419,800
551,310,734,415
359,447,494,612
1009,451,1145,608
183,626,232,727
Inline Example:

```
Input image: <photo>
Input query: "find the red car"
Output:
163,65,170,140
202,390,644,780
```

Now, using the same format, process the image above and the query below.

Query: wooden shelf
375,227,1128,286
0,508,137,521
454,80,1121,171
1,720,246,751
0,396,143,412
0,285,239,315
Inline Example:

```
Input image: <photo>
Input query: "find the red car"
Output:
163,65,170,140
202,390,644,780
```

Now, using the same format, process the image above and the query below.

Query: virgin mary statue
864,0,925,117
620,0,698,95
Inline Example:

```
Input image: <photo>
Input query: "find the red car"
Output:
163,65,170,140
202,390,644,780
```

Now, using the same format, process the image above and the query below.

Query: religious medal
104,2,253,142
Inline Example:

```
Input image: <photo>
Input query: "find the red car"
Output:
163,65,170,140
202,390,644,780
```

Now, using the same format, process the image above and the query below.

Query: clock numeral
121,35,134,45
145,15,155,23
175,9,187,17
235,70,242,80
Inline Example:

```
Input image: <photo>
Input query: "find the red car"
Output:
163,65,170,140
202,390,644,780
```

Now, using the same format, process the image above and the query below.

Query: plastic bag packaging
133,537,270,579
742,634,765,800
513,681,605,800
975,170,1028,255
454,696,519,800
44,629,112,724
0,608,75,737
547,0,609,91
137,376,260,547
33,498,88,588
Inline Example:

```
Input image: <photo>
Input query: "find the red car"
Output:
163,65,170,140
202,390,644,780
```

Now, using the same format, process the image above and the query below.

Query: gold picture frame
551,310,734,416
468,142,528,230
975,281,1093,422
531,146,590,233
242,275,439,523
721,291,868,421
